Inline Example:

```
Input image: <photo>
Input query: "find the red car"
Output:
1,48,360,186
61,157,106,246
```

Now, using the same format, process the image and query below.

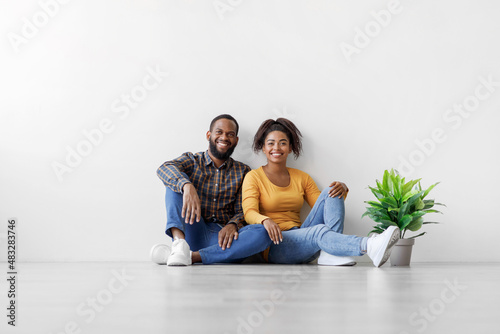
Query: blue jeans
164,188,272,264
268,187,366,264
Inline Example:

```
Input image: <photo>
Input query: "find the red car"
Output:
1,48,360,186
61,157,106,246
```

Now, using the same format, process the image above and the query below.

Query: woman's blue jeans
164,188,272,264
268,187,365,264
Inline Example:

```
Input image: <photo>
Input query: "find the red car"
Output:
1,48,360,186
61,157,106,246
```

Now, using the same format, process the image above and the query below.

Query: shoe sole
376,228,400,267
167,261,189,266
150,244,169,265
167,254,191,266
318,261,357,266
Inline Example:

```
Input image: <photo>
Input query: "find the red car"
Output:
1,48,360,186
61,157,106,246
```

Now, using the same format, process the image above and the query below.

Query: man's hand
218,223,238,250
328,181,349,198
263,218,282,245
182,183,201,224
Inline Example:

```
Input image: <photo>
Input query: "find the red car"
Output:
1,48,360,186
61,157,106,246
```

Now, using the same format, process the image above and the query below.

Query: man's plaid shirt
157,151,251,229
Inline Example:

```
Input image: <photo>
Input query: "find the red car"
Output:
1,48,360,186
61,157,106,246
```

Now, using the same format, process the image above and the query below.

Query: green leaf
387,174,395,196
398,202,409,221
390,173,401,200
402,189,419,203
406,217,423,231
422,182,440,199
406,191,426,210
365,201,386,209
402,179,421,196
380,196,398,208
375,181,385,195
399,214,413,230
380,220,398,228
422,199,434,210
407,232,427,239
376,180,387,194
368,228,384,236
382,170,390,193
423,209,442,214
410,211,426,219
415,199,425,210
369,186,385,200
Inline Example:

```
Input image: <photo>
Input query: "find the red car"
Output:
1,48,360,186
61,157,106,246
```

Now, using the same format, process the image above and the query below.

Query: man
151,114,271,266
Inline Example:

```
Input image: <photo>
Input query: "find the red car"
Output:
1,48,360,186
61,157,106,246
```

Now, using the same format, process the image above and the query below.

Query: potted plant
362,169,444,266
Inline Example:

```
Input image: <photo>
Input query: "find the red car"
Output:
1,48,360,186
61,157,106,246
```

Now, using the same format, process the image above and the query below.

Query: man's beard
209,138,235,160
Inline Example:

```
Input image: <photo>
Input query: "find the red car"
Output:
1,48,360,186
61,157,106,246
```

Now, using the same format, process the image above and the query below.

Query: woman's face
263,131,292,163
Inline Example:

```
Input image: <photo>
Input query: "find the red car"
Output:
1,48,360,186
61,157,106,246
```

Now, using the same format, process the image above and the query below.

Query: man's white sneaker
367,226,400,267
150,244,171,265
318,251,357,266
167,239,192,266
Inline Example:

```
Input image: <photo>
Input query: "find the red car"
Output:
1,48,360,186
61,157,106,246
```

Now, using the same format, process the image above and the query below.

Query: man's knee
242,224,272,245
165,187,183,203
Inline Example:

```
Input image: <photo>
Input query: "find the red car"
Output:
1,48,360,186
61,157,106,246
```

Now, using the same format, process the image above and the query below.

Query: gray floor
2,262,499,334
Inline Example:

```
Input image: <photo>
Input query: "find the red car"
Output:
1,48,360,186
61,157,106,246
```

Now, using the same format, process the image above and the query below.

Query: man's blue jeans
164,188,272,264
268,187,366,264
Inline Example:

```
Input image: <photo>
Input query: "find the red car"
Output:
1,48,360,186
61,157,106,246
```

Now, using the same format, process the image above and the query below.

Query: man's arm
218,165,250,250
157,153,202,224
227,165,251,228
156,153,195,193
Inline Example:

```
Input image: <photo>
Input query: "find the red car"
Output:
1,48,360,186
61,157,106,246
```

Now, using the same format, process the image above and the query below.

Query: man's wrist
227,222,238,230
181,181,192,193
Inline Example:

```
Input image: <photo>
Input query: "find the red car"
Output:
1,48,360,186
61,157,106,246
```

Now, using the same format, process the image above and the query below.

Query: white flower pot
390,238,415,266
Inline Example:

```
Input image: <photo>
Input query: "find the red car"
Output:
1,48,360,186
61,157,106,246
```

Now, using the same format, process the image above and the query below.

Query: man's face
206,118,239,160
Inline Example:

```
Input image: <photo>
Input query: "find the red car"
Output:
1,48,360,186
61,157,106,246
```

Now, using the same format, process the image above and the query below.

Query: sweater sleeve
304,173,321,208
242,171,270,224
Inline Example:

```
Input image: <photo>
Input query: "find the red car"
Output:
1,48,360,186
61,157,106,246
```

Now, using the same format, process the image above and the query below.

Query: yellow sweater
242,167,321,231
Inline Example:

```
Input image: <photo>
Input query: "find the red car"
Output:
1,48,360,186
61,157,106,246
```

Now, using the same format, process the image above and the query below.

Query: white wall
1,0,499,262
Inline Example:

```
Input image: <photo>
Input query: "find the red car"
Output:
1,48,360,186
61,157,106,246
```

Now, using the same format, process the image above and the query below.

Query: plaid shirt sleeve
227,165,251,229
156,153,195,193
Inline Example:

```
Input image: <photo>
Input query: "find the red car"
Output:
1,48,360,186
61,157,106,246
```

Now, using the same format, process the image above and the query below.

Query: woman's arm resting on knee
328,181,349,199
263,218,282,245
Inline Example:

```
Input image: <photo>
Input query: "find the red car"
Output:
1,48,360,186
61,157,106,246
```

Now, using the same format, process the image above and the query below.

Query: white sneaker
367,226,400,267
150,244,171,265
318,251,357,266
167,239,192,266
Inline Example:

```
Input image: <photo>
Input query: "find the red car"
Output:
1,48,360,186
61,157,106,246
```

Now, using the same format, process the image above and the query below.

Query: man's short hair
209,114,239,135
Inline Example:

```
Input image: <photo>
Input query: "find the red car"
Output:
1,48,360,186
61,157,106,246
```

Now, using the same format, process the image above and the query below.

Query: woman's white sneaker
150,244,171,265
318,251,357,266
167,239,192,266
367,226,400,267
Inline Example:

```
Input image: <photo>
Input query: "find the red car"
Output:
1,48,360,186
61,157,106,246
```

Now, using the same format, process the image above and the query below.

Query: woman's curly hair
252,118,302,159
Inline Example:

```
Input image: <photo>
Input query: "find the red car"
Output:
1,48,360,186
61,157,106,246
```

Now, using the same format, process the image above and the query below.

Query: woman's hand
263,218,283,245
328,181,349,198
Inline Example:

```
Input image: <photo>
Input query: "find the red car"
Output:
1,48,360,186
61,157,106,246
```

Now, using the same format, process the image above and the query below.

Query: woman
242,118,399,266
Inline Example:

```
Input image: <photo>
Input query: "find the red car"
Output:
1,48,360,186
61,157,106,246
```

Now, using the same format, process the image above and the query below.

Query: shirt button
213,199,216,202
217,170,219,172
215,184,218,187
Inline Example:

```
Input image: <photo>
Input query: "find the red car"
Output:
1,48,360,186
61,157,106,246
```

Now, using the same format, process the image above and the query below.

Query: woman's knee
309,224,329,238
